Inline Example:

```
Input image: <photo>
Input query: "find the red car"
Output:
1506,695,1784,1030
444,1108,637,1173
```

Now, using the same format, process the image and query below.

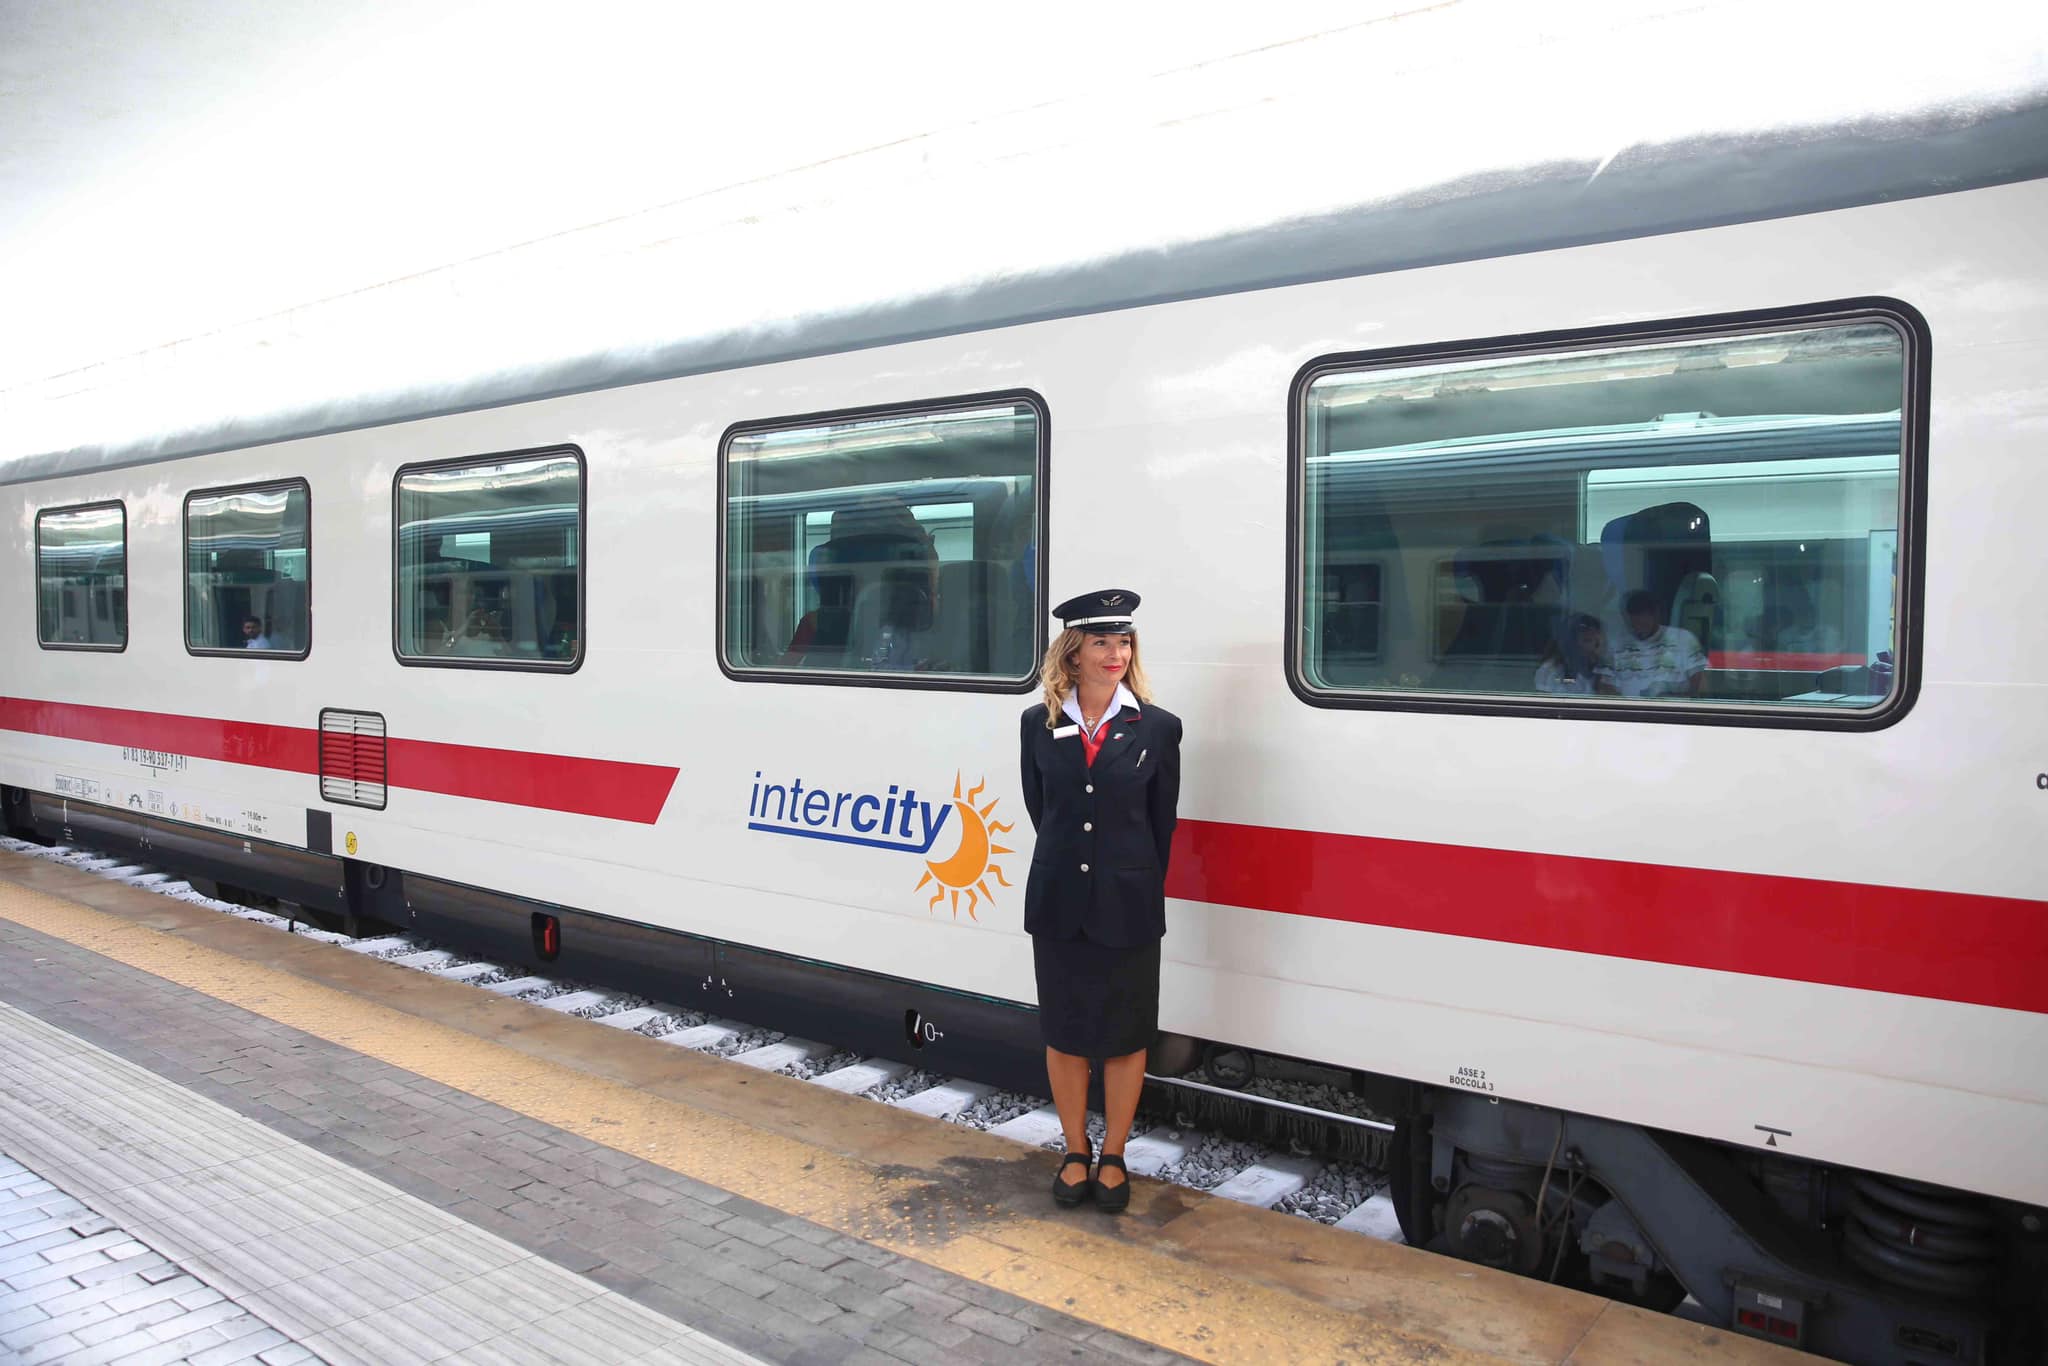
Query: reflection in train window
1318,559,1383,667
1296,315,1912,714
722,397,1043,685
394,449,583,669
185,481,310,656
36,502,127,650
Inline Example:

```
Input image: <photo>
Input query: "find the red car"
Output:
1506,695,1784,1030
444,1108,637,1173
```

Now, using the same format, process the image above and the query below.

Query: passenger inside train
395,450,582,666
725,399,1042,682
1298,320,1906,712
1612,588,1707,697
1533,612,1618,695
182,483,308,656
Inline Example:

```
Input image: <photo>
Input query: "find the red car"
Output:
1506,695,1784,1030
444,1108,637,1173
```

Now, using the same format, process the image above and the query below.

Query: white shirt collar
1062,682,1138,736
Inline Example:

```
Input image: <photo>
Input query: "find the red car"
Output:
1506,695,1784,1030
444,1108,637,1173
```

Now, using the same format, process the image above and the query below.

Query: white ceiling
0,0,1383,390
3,0,2044,450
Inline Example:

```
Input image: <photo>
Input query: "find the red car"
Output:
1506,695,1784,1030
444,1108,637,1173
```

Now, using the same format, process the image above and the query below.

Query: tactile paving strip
0,1002,763,1366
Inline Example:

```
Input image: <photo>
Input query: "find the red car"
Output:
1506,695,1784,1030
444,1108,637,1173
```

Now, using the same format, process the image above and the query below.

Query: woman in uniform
1019,589,1182,1212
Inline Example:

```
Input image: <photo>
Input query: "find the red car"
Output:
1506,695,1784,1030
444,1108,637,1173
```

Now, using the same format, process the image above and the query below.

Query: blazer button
1082,822,1092,832
1085,784,1094,793
1080,863,1090,873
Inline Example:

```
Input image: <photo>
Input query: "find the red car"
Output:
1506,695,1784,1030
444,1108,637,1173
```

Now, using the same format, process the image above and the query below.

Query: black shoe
1094,1153,1130,1213
1052,1151,1093,1207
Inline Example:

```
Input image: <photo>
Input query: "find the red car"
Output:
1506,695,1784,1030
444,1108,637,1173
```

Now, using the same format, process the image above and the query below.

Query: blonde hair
1040,627,1152,726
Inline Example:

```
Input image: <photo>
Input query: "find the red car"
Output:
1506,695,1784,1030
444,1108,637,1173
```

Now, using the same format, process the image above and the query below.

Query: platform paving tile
0,900,1197,1366
0,1150,314,1365
0,1002,764,1366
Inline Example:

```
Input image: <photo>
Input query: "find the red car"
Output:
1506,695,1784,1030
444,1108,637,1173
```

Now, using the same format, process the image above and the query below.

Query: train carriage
4,43,2047,1366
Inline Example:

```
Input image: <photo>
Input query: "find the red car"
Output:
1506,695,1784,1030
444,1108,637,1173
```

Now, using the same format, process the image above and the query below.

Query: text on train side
746,772,952,854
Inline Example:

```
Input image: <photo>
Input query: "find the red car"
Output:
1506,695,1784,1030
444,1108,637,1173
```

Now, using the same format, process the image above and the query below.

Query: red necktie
1081,725,1105,768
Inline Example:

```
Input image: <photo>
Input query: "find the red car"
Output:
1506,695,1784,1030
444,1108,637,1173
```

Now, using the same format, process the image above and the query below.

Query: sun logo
914,773,1014,919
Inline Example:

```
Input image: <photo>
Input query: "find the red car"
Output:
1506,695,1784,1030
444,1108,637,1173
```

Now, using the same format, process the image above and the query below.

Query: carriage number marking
1448,1065,1495,1093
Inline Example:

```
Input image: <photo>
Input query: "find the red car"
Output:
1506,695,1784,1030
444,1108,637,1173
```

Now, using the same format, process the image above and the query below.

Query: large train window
719,393,1045,690
393,447,584,671
1291,302,1923,728
35,502,127,651
184,480,310,658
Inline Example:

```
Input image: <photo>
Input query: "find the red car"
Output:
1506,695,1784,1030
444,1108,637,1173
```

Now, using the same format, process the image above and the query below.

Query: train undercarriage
1390,1089,2046,1364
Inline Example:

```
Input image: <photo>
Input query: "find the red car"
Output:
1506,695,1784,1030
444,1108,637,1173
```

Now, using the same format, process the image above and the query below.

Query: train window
184,481,311,657
1293,305,1921,726
35,502,127,651
393,447,584,671
720,394,1045,689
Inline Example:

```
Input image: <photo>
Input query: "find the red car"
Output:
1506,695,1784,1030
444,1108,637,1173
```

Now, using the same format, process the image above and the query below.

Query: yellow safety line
0,875,1764,1365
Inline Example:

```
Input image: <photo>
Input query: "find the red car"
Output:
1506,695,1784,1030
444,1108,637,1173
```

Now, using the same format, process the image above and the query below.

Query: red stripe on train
384,737,676,825
7,696,2040,1012
0,698,677,825
1165,819,2048,1016
0,698,317,771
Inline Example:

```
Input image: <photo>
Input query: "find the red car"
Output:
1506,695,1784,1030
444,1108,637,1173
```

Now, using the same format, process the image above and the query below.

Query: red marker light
532,913,561,962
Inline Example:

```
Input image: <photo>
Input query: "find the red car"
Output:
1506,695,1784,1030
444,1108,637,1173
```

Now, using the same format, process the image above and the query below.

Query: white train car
5,46,2047,1365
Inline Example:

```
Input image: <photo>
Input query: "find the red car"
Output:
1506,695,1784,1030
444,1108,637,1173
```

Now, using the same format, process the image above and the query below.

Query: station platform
0,849,1790,1365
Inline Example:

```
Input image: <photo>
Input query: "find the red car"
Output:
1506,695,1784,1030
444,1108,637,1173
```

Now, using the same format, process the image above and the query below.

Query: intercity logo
746,770,1014,919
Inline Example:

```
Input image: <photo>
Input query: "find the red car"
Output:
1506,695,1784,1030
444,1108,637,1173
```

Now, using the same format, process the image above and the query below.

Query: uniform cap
1053,588,1140,632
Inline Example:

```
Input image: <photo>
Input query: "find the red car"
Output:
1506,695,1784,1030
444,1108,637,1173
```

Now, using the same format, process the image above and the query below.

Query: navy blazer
1020,699,1183,946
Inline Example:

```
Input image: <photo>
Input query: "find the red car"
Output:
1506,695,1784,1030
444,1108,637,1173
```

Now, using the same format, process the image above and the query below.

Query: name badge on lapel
1052,724,1080,739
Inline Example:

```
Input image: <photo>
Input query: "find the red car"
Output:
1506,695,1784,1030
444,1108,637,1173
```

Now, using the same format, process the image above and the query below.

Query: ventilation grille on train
318,708,388,810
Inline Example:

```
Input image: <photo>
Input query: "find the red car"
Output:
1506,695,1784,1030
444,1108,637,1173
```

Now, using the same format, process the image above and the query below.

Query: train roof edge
5,84,2048,486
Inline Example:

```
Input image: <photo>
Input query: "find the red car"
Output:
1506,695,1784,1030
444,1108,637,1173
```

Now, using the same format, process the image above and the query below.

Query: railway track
1,837,1404,1241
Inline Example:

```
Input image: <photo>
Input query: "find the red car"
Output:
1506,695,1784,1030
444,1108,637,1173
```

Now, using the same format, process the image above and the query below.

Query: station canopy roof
3,0,2047,484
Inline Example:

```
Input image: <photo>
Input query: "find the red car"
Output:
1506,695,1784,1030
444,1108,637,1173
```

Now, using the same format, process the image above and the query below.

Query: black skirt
1032,931,1161,1059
